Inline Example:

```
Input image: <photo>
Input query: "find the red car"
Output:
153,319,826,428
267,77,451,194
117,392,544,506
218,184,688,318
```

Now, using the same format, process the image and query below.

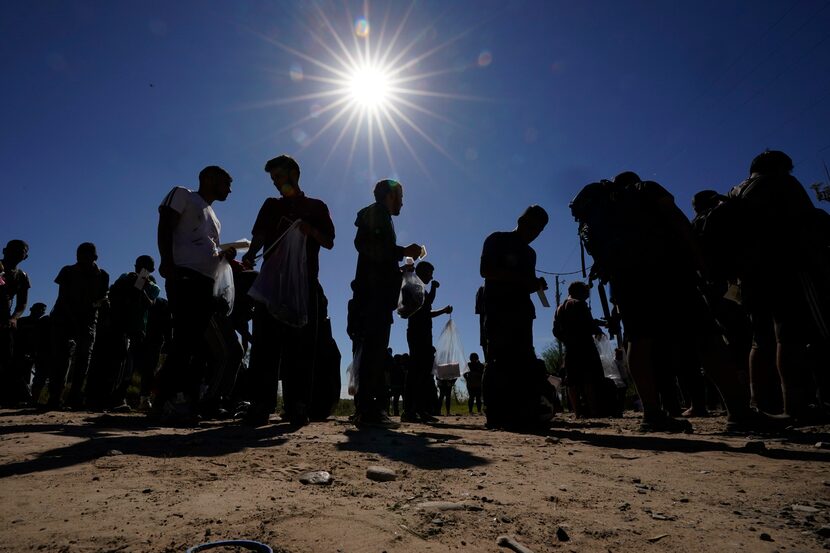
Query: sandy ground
1,409,829,553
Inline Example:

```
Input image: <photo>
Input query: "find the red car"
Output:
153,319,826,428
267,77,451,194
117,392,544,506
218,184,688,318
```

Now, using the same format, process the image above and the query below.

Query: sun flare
348,65,390,109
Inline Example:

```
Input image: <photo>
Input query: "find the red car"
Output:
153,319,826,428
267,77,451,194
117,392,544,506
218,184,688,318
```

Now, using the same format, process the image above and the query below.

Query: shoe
160,396,200,427
725,409,790,434
400,412,420,423
138,396,153,412
111,401,132,413
418,412,439,423
639,414,693,434
241,409,272,427
354,411,401,429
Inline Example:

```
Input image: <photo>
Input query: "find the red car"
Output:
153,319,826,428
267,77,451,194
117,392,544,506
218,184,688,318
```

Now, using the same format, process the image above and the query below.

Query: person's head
612,171,641,187
568,280,590,301
516,205,549,243
692,190,724,215
2,240,29,266
614,348,625,361
470,352,479,362
30,303,47,317
135,255,155,274
76,242,98,266
198,165,233,203
374,179,403,216
264,155,301,198
415,261,434,284
749,150,793,176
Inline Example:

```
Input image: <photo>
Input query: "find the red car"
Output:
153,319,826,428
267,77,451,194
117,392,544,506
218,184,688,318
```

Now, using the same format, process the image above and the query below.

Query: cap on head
749,150,793,176
373,179,401,202
264,154,300,175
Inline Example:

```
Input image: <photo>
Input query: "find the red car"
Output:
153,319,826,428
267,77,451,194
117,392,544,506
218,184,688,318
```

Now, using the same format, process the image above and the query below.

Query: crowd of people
1,150,827,434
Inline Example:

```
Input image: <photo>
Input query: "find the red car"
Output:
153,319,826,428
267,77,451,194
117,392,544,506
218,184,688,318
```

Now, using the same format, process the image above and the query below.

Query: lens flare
289,63,304,82
477,50,492,67
354,17,370,38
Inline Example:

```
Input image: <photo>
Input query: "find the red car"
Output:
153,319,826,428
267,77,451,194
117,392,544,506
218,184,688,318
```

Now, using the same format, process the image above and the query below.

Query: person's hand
444,305,453,315
222,247,237,261
241,252,257,270
403,243,422,258
7,318,17,330
537,277,548,291
431,280,440,289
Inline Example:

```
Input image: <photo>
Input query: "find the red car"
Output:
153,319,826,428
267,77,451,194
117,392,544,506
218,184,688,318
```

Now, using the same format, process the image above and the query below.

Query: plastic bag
213,258,235,315
248,220,309,327
594,335,626,388
397,257,425,318
346,343,362,396
432,319,467,380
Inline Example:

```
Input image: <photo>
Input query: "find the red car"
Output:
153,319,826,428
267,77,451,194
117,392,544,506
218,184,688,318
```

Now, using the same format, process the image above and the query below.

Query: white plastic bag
432,319,467,380
594,335,626,388
397,257,425,319
248,220,309,327
213,258,235,315
346,344,362,396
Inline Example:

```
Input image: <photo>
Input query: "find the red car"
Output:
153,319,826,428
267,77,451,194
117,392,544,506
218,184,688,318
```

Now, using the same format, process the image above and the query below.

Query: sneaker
725,409,790,434
354,411,401,429
418,412,439,424
111,401,133,413
639,414,693,434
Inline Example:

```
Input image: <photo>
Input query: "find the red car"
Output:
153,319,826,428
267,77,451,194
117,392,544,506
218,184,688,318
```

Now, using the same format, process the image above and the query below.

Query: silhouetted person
402,261,452,423
0,239,30,406
570,172,780,433
480,205,550,431
464,353,484,414
240,155,335,426
136,296,171,411
389,353,407,416
348,179,422,428
11,302,45,405
475,285,487,362
49,242,109,409
553,281,607,417
156,165,234,424
728,151,828,421
437,377,456,416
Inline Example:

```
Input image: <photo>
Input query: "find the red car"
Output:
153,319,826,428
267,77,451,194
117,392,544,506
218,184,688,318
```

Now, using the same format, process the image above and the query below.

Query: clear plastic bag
432,319,467,380
594,335,626,388
346,343,361,396
213,258,235,315
397,257,425,318
248,220,309,327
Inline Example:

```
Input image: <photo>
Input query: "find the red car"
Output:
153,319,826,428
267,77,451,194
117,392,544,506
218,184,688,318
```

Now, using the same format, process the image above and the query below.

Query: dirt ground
1,409,829,553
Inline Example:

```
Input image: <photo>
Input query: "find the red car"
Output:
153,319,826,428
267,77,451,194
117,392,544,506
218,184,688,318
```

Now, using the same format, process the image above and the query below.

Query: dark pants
350,307,392,416
482,312,537,426
247,282,323,416
468,389,482,413
404,335,435,416
49,317,97,407
157,268,215,403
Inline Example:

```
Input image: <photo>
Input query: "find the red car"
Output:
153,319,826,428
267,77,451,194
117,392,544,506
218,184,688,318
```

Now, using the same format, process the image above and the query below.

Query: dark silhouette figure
464,353,484,414
0,239,31,406
240,155,335,427
348,179,422,428
437,377,456,416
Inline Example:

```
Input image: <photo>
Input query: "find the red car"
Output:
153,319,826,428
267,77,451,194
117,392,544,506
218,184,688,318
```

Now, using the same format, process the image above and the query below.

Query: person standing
48,242,109,409
402,261,452,422
156,165,234,424
348,179,422,428
480,205,549,430
464,353,484,414
240,155,335,426
0,240,31,406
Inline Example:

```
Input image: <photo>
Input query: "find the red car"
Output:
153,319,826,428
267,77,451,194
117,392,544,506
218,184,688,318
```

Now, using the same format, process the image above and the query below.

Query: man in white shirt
156,165,234,423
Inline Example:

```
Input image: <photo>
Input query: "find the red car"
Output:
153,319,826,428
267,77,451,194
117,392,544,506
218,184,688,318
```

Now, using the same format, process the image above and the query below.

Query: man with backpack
570,172,779,433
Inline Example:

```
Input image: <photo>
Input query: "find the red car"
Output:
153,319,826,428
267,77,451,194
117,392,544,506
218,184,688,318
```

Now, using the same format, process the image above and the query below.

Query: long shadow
0,420,294,479
552,428,830,463
336,427,489,470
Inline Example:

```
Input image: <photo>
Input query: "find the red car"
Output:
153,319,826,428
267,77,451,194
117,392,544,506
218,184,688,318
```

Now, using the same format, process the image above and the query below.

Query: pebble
791,504,820,514
366,466,397,482
759,532,773,542
299,471,333,485
105,450,123,456
555,527,570,542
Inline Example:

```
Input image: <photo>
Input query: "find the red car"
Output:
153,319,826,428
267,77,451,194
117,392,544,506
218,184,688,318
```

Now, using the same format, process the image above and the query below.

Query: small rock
142,488,152,494
679,498,689,503
651,513,676,521
791,504,820,514
618,502,631,511
558,485,567,491
632,477,641,484
105,450,123,456
366,466,397,482
500,515,512,523
545,437,560,444
299,471,333,485
646,534,669,543
556,527,570,542
744,440,766,453
759,532,773,542
91,476,100,482
431,518,444,527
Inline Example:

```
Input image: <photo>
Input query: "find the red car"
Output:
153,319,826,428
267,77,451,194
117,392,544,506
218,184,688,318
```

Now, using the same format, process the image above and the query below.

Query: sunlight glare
349,65,390,109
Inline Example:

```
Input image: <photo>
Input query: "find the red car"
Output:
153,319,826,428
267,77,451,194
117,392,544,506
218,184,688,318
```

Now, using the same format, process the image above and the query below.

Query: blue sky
3,1,830,395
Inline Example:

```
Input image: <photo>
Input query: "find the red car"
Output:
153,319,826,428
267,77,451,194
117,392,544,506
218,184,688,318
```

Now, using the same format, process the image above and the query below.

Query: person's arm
157,206,181,279
431,305,453,317
9,287,28,328
242,234,266,268
299,221,334,250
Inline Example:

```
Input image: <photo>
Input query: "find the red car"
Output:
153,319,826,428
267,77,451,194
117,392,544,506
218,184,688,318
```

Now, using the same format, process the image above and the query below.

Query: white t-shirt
160,187,221,278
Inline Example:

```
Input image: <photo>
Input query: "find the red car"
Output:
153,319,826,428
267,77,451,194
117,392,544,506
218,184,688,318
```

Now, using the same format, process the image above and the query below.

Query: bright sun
348,65,390,109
